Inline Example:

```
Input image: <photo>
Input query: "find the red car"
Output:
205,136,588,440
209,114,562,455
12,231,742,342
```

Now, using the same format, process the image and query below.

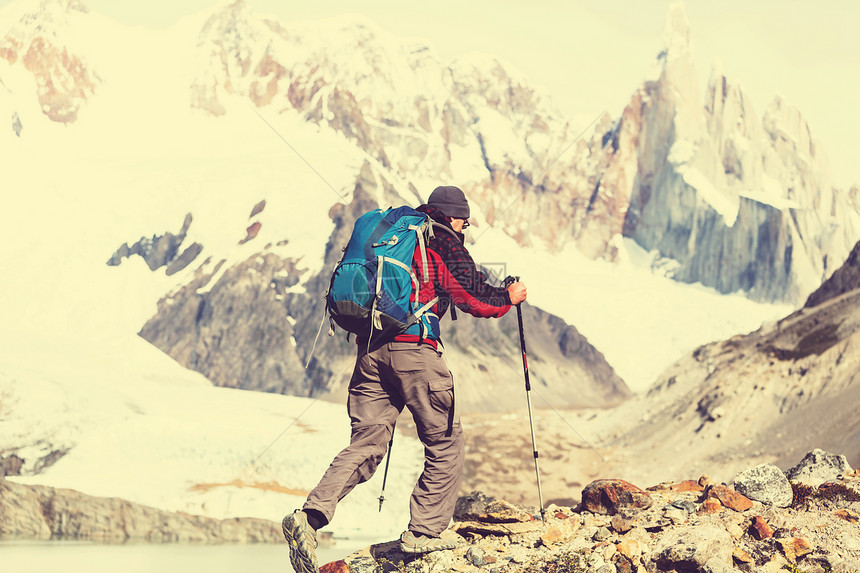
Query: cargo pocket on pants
428,377,454,432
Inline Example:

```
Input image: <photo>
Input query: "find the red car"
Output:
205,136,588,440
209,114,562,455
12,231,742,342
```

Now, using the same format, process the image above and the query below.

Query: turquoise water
0,539,373,573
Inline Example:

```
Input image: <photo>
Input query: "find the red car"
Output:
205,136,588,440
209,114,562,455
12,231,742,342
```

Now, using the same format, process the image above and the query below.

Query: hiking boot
399,529,461,554
282,510,319,573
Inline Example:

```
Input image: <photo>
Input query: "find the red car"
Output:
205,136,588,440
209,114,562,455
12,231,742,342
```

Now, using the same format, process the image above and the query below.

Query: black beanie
427,186,470,219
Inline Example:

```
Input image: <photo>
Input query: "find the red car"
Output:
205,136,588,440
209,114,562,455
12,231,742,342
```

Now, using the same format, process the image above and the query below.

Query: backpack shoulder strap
409,215,434,282
431,220,460,239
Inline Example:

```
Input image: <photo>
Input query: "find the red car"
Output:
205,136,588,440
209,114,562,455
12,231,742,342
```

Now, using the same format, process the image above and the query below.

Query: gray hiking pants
304,341,464,536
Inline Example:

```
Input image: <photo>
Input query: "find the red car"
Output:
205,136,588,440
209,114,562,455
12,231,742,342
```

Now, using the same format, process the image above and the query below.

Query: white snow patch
469,232,791,392
739,173,800,210
474,107,530,165
669,141,739,226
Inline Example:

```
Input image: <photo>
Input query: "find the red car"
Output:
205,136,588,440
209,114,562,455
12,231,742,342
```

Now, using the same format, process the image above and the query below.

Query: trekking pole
505,276,546,522
378,425,395,512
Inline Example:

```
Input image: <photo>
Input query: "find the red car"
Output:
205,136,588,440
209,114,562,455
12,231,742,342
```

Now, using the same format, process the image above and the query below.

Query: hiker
282,186,527,573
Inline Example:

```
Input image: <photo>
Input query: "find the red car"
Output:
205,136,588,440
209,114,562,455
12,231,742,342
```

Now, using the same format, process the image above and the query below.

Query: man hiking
282,186,527,573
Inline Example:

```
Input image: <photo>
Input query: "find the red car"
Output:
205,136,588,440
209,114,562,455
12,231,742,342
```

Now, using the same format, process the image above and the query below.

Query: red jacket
417,204,512,318
389,205,512,345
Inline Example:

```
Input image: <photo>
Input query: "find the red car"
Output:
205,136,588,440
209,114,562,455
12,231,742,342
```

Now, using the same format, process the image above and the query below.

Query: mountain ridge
3,0,854,305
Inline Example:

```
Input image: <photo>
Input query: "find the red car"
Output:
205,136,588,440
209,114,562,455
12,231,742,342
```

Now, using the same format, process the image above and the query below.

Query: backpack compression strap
409,221,432,282
411,298,439,339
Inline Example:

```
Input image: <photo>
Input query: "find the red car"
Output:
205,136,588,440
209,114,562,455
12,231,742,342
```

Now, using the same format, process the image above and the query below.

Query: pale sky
3,0,859,187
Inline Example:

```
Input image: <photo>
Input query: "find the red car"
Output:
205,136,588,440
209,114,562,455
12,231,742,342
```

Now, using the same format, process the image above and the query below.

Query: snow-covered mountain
187,1,560,191
608,5,860,303
176,0,860,305
0,0,99,123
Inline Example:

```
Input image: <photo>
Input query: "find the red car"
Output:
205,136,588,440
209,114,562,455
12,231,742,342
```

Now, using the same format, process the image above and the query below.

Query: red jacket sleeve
428,249,511,318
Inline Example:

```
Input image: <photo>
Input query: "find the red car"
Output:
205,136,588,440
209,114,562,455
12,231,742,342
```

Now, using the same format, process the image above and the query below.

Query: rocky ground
3,446,858,572
324,450,860,573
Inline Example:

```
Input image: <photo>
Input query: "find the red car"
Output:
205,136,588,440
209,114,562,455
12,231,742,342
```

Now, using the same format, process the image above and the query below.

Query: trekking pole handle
503,275,521,289
504,275,522,307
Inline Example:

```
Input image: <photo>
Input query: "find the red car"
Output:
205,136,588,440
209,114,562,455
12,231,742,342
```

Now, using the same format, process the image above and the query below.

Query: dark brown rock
749,515,773,540
805,242,860,308
108,214,194,271
581,479,653,515
250,200,266,218
834,508,859,523
240,221,262,244
614,553,635,573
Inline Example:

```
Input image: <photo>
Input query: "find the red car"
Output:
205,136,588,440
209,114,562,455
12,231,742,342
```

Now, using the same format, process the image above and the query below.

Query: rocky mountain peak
660,1,694,63
182,1,860,305
704,61,763,185
191,0,271,114
656,2,698,111
764,94,821,167
448,53,540,118
599,1,860,304
0,0,99,122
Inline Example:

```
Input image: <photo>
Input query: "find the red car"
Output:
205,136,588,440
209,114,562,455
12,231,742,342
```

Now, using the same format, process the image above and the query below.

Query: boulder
319,562,350,573
733,547,754,565
454,491,534,523
734,463,793,507
610,514,635,533
581,479,653,515
787,449,854,487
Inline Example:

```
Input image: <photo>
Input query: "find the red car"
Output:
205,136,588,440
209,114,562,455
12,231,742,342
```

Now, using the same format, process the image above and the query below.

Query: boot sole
282,514,319,573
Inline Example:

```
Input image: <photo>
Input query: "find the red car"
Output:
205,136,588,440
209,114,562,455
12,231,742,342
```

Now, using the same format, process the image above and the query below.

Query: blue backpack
307,207,438,362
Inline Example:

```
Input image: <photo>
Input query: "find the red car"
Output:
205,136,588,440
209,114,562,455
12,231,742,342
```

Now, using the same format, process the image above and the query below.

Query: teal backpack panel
327,206,437,341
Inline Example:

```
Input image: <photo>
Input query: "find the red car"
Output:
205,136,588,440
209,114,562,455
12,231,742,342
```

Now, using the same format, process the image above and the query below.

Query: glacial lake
0,538,374,573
